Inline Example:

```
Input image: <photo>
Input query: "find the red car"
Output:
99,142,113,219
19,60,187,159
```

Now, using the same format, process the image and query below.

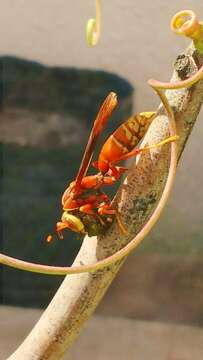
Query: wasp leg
98,204,127,234
79,203,95,215
55,222,69,240
79,203,106,227
112,135,178,164
107,166,127,180
46,234,53,243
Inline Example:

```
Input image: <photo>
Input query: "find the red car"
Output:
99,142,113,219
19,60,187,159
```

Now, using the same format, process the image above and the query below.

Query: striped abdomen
97,111,156,172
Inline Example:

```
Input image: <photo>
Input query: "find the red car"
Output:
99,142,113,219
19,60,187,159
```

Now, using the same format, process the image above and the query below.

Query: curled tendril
171,10,203,54
86,0,101,46
0,10,203,275
0,85,178,275
171,10,200,39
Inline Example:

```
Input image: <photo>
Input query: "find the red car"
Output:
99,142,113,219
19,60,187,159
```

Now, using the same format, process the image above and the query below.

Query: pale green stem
148,63,203,90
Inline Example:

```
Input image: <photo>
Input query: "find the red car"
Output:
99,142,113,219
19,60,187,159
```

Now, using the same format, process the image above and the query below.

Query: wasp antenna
46,234,53,243
46,230,64,243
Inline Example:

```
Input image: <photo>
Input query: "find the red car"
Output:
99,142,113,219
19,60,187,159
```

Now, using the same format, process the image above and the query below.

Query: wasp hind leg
112,135,178,164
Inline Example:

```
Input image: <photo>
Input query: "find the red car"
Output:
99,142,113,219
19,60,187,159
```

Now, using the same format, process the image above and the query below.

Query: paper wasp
47,92,177,242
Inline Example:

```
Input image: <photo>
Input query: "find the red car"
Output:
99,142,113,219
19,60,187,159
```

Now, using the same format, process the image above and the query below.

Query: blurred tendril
86,0,101,46
171,10,203,54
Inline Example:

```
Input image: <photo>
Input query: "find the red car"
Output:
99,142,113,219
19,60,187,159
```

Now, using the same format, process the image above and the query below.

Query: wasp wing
74,92,118,191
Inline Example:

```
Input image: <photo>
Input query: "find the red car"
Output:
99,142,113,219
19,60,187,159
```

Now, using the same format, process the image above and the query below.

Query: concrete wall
1,0,203,255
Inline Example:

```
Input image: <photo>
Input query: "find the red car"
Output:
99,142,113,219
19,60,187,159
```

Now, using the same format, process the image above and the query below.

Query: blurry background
0,1,203,359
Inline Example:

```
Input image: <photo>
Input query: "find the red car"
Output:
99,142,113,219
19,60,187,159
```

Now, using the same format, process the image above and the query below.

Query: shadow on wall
0,56,134,307
98,254,203,327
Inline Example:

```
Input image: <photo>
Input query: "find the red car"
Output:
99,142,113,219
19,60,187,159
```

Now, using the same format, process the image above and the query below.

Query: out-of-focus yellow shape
86,0,101,46
171,10,202,41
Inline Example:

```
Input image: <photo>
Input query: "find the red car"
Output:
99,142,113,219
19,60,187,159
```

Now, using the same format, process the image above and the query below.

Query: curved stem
0,131,176,273
1,67,202,275
0,85,178,275
148,63,203,90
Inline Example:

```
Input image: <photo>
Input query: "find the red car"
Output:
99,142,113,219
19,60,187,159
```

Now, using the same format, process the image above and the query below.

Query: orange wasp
47,92,176,242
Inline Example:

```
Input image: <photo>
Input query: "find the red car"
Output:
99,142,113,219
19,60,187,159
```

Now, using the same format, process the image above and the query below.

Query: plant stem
7,43,203,360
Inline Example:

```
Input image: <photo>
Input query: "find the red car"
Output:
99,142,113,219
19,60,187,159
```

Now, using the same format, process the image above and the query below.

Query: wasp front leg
78,201,108,230
74,174,119,192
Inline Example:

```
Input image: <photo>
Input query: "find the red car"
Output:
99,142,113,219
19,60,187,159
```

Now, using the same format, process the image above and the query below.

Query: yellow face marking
62,212,85,233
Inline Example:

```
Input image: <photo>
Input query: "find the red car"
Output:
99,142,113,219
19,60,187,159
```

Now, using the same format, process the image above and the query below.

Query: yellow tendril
86,0,101,46
171,10,200,39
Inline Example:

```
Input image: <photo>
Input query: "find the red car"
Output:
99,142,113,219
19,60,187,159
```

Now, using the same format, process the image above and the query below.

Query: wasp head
56,212,86,239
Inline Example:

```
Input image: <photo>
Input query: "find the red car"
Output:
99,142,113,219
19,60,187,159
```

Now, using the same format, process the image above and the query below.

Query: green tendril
171,10,203,54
